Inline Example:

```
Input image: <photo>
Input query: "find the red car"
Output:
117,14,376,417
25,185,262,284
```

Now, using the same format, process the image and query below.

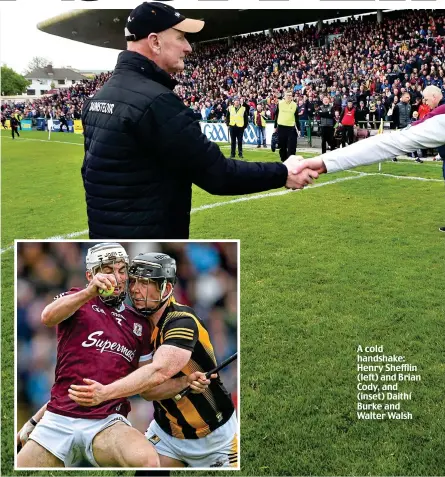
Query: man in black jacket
392,92,411,129
319,96,335,154
10,115,20,139
81,2,317,239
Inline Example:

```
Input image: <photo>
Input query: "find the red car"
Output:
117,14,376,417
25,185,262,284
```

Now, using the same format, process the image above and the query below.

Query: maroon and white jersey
46,288,152,419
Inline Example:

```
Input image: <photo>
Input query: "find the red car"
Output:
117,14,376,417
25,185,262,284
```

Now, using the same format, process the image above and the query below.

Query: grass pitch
2,129,445,476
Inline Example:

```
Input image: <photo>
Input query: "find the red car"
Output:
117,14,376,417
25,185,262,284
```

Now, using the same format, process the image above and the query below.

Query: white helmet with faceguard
128,252,177,316
85,243,129,307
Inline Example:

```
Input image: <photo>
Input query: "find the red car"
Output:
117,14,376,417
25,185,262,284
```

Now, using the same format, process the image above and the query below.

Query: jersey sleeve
161,316,199,352
53,287,82,301
53,288,83,329
322,115,445,173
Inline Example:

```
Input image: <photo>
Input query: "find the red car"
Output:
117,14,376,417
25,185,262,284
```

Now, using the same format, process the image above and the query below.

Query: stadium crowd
17,242,238,433
2,10,444,134
177,10,445,124
1,72,112,123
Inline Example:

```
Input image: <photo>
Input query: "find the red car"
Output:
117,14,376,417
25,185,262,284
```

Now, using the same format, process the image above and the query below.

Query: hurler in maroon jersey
17,243,161,469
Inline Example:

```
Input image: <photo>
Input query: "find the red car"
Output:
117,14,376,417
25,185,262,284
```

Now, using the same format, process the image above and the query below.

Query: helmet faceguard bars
128,253,177,316
85,243,129,307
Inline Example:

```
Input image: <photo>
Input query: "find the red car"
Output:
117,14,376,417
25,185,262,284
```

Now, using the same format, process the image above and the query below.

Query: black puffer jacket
81,51,288,239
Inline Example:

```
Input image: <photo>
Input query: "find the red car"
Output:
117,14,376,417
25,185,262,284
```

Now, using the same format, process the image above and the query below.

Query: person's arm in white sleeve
321,115,445,173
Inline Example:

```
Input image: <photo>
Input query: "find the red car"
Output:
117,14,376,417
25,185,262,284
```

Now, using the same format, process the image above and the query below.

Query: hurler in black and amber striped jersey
150,297,235,439
67,250,238,467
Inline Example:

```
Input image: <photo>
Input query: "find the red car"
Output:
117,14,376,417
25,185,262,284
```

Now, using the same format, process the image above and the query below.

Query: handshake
283,155,327,190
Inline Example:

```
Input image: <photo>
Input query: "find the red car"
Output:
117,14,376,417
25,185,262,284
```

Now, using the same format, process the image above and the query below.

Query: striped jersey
151,298,235,439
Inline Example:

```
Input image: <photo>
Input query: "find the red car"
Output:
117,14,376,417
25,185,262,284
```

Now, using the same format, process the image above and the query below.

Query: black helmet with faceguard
85,242,129,307
128,252,177,316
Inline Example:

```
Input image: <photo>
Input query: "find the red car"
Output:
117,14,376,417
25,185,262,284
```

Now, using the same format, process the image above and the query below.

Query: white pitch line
2,136,83,147
46,230,90,240
3,136,442,165
1,159,442,256
348,170,444,182
1,174,365,255
375,173,443,182
190,173,367,213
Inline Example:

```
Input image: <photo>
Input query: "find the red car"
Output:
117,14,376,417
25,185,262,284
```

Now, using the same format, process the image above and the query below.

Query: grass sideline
2,129,445,476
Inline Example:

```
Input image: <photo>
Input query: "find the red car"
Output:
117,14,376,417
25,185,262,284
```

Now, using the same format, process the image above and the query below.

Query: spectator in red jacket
340,100,356,147
418,98,431,119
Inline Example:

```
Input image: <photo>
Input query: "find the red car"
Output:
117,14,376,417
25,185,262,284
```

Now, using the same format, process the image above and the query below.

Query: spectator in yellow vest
274,91,300,162
254,104,267,148
226,97,248,159
10,115,20,139
15,110,22,131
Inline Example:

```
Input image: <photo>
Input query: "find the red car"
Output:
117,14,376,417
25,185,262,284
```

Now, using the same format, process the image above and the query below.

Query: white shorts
29,410,132,467
145,412,238,468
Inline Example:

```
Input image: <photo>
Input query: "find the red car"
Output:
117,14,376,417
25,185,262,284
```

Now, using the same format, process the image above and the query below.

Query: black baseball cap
125,2,204,41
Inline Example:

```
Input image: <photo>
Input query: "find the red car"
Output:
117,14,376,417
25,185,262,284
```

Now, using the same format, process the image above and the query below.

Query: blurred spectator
356,100,369,128
340,99,356,147
253,103,267,147
393,92,412,129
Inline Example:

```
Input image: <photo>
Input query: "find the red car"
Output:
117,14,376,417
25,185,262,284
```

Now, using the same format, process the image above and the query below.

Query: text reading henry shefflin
356,345,421,420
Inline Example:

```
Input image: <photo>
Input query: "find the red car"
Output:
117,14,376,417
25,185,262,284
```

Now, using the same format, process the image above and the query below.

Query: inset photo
15,240,239,471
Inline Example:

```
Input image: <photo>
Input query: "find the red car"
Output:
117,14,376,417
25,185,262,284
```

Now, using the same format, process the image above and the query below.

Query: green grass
2,129,445,476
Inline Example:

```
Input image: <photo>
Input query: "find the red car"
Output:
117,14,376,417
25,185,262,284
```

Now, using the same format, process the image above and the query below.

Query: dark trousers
341,125,354,147
60,118,69,132
321,126,334,154
230,126,244,157
11,126,20,139
277,126,297,162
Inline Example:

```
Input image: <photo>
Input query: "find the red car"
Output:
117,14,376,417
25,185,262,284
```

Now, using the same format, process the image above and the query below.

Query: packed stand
1,72,112,123
2,9,444,141
175,10,444,129
17,242,238,433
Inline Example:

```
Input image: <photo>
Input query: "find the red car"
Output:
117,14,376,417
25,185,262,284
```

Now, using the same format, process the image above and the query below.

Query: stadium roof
37,9,374,50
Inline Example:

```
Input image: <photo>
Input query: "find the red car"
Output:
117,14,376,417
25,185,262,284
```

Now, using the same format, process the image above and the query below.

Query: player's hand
68,379,108,407
86,273,117,297
187,372,218,394
17,419,36,448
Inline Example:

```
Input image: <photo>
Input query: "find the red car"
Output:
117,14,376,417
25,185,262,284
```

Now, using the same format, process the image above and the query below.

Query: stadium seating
2,10,444,127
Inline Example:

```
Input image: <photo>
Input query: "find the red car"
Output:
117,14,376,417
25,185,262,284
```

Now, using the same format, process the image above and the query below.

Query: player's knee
17,449,30,467
123,439,160,468
131,447,160,468
145,446,161,468
145,451,160,468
